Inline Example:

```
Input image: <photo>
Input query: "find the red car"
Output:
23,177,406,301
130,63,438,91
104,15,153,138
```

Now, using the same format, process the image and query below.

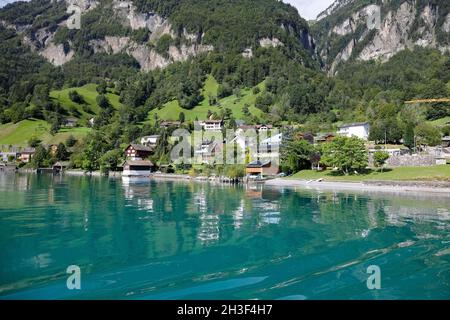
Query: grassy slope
430,116,450,126
0,119,49,146
50,84,121,120
148,75,265,122
0,83,119,147
0,119,90,148
290,166,450,182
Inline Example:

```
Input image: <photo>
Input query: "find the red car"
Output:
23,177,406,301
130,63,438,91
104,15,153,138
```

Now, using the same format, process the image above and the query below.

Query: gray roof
20,147,36,154
160,121,181,126
123,160,154,166
53,161,70,167
246,160,271,168
238,124,273,130
204,120,223,124
315,132,335,139
338,122,370,128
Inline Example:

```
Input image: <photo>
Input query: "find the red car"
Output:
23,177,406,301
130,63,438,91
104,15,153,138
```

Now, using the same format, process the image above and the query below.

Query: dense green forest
132,0,314,54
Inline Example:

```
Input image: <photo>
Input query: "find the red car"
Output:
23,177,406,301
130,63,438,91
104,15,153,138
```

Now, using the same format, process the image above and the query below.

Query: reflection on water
123,178,154,212
0,174,449,300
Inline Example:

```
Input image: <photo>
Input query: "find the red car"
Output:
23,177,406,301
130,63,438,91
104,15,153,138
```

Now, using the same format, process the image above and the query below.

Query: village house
197,120,224,131
246,160,279,178
194,140,223,164
296,132,315,144
160,121,181,129
259,133,282,159
124,144,154,160
64,117,78,128
140,135,160,148
338,122,370,140
314,133,336,144
18,147,36,163
242,48,253,59
122,160,155,177
49,144,58,157
0,151,17,162
238,124,273,132
231,128,282,164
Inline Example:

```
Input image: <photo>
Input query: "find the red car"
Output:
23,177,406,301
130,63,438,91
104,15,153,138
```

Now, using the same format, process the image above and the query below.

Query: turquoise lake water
0,173,449,300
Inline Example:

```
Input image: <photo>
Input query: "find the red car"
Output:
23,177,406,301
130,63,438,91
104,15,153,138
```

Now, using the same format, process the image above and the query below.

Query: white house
260,133,282,155
338,122,370,140
194,140,222,164
197,120,224,131
0,152,17,162
230,129,282,164
140,135,160,147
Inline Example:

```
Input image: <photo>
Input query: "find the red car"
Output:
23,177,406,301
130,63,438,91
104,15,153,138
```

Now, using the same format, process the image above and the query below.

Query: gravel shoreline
265,178,450,196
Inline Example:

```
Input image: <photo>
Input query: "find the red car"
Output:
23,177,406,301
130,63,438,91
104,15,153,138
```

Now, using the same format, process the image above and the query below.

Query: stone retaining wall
369,154,437,167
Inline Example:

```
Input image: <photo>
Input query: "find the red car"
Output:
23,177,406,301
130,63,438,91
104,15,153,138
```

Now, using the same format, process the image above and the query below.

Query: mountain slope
0,0,332,128
313,0,450,73
0,0,319,71
0,0,449,135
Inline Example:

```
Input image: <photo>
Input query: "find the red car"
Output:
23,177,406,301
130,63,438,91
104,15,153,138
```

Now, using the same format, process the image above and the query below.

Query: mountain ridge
313,0,450,74
0,0,319,71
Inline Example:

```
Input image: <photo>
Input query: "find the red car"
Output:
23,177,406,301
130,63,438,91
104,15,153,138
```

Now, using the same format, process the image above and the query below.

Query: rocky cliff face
4,0,214,71
72,0,212,70
314,0,450,74
89,35,213,71
113,0,174,41
1,0,320,71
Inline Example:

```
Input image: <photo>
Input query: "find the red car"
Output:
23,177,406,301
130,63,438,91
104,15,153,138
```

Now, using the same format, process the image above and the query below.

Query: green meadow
50,83,122,121
0,119,90,147
148,75,265,122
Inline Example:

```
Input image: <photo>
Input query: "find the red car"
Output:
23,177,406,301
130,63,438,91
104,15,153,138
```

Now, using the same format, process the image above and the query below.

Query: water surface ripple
0,174,449,299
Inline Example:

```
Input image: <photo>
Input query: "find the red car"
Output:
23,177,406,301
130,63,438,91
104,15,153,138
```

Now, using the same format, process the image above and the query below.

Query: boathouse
53,161,70,174
246,160,279,177
122,160,154,177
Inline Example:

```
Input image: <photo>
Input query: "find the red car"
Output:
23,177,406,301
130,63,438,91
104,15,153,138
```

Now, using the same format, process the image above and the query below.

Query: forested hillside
0,0,449,151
